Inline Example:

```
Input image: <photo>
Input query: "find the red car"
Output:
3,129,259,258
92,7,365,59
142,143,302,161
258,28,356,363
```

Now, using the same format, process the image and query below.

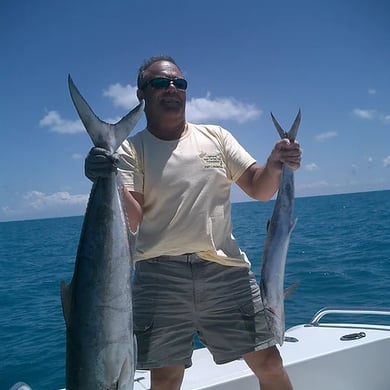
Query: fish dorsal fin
270,109,301,142
68,75,144,152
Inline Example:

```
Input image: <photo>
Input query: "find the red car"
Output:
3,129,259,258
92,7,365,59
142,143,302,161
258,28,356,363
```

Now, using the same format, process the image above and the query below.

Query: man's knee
244,346,285,376
151,366,185,390
244,347,293,389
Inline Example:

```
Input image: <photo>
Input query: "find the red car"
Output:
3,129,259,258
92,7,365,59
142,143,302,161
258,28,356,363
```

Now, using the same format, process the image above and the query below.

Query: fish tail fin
270,109,301,142
68,75,144,152
114,101,145,150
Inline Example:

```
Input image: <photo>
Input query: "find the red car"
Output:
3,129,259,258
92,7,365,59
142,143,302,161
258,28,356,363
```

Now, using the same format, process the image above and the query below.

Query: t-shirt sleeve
220,128,256,182
117,138,144,194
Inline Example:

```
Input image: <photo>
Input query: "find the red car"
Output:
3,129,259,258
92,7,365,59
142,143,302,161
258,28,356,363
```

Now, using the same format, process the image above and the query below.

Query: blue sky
1,0,389,222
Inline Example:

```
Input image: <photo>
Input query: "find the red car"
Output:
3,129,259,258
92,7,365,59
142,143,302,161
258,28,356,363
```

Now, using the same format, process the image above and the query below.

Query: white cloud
383,115,390,124
352,108,390,124
305,163,319,171
23,191,88,210
1,190,89,221
368,89,377,95
186,93,261,123
353,108,376,120
103,83,139,109
39,111,127,135
71,153,84,160
40,83,140,134
102,83,261,124
297,180,330,190
315,131,338,142
383,156,390,167
41,83,262,136
39,111,84,134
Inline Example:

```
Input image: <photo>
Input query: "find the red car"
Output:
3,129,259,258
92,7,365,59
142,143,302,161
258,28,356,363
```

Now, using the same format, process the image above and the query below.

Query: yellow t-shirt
117,123,256,267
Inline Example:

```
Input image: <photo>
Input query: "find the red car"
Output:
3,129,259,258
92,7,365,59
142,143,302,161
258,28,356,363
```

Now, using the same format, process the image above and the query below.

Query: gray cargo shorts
132,254,276,369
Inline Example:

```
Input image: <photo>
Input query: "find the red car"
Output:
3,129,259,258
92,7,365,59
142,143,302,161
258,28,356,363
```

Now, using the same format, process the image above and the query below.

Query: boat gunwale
309,306,390,326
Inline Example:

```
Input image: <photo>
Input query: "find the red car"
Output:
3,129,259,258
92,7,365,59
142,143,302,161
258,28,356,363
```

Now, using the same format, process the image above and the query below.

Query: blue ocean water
1,190,390,390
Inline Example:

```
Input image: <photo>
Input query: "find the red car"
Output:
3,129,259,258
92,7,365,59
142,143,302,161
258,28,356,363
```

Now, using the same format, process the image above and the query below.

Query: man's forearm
122,188,144,233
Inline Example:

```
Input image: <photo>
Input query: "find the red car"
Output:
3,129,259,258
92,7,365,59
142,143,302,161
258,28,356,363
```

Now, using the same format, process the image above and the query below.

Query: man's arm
122,189,144,233
236,162,281,201
84,147,144,232
236,139,301,201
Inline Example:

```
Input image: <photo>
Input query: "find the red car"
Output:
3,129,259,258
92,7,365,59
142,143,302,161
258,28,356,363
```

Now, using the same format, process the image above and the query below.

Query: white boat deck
281,323,390,390
133,307,390,390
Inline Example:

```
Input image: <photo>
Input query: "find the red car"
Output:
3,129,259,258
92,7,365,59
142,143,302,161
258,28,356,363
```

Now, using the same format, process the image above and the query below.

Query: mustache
161,89,184,98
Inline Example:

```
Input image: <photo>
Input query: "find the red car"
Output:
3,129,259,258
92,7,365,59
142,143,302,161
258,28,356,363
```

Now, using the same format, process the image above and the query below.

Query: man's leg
133,259,196,389
150,365,185,390
243,346,293,390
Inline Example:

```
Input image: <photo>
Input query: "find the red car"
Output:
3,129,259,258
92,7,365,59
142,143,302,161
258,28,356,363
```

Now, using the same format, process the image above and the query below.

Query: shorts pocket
236,276,265,318
238,293,265,318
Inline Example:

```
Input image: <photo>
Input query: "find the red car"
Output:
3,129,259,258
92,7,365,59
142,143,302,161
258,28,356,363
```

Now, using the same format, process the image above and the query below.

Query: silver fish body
61,76,144,389
260,110,300,346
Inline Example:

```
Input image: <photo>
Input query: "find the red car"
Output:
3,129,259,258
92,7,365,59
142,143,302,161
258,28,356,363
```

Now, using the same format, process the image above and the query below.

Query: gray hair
137,55,181,89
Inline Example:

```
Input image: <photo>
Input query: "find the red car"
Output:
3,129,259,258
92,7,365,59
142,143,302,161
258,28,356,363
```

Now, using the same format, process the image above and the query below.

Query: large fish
260,110,301,346
61,76,144,389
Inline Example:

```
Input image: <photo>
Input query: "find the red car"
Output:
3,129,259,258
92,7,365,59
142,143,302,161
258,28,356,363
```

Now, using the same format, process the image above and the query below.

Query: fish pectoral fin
284,281,300,299
289,218,298,233
60,280,72,328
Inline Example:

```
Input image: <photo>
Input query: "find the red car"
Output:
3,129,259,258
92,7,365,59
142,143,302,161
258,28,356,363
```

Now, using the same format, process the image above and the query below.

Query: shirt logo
199,152,223,168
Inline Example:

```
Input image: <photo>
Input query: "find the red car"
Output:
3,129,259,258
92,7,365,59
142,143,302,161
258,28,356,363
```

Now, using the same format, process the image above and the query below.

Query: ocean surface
1,190,390,390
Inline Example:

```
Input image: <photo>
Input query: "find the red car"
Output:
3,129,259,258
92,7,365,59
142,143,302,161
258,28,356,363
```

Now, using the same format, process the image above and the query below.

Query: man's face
138,61,186,124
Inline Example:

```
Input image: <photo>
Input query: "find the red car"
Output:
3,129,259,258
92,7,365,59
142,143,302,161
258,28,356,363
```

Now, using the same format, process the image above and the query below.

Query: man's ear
137,89,144,102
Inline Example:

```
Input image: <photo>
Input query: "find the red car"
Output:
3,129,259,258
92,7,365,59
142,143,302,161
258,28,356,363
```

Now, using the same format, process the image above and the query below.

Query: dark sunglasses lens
173,79,187,90
150,78,171,89
148,77,188,90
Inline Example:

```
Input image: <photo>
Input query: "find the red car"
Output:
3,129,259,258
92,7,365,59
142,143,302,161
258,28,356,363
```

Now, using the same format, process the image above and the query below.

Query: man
86,55,301,390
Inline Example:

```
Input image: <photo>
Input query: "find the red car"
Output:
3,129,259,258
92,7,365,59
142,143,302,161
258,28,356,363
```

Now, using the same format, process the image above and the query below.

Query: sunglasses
141,77,188,91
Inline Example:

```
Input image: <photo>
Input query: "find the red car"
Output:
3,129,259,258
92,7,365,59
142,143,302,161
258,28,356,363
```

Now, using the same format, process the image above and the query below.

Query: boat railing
309,306,390,326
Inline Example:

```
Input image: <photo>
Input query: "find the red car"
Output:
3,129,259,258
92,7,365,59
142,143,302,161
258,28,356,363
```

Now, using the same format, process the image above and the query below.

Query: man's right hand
84,147,120,181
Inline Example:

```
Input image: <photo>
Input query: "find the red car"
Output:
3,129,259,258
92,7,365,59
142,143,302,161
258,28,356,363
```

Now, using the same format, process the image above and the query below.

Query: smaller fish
260,110,301,346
